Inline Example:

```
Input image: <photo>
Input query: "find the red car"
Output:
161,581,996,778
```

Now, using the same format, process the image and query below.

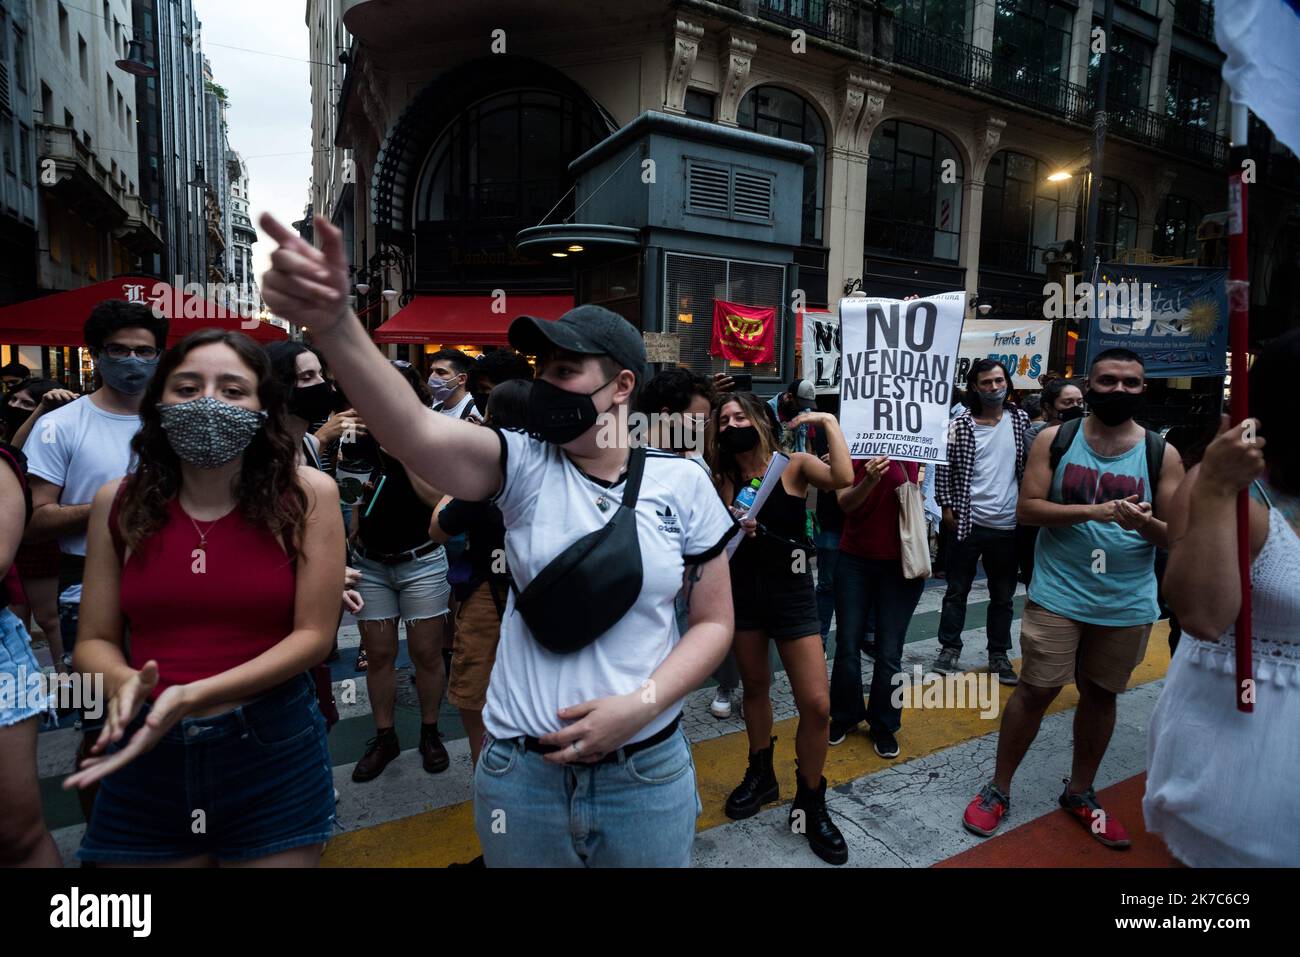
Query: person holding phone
710,391,852,864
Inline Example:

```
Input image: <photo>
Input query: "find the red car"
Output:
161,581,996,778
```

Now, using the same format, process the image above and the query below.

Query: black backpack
1048,418,1166,516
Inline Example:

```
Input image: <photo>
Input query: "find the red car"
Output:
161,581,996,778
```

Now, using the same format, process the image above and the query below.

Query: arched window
980,150,1062,274
865,120,963,262
416,89,606,225
737,86,827,244
1153,194,1203,259
1088,177,1139,262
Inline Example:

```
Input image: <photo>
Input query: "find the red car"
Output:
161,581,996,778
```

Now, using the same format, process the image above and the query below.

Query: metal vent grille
663,252,785,379
732,169,772,220
687,161,730,215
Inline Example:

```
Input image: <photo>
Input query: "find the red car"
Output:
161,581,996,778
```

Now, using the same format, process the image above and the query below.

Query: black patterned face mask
158,396,266,469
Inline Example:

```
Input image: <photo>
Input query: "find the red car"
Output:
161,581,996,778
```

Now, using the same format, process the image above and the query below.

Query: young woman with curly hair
67,328,345,867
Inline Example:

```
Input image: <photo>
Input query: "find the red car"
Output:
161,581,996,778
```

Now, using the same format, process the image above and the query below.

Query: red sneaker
1058,780,1131,848
962,782,1010,837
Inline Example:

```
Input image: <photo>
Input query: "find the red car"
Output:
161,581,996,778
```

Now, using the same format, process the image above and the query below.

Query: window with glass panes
993,0,1074,82
980,151,1063,274
1153,194,1202,259
737,86,826,244
684,89,715,121
1165,54,1219,128
1076,176,1139,262
1089,27,1153,111
663,252,786,380
865,120,964,262
885,0,971,39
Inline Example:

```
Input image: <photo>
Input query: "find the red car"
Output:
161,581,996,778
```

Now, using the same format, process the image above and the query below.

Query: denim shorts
353,546,451,623
474,723,701,867
0,608,54,728
78,673,335,864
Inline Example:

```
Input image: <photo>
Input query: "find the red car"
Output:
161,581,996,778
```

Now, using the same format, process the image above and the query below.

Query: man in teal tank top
960,349,1184,849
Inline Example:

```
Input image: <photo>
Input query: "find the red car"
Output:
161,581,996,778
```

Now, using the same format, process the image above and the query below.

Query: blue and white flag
1215,0,1300,155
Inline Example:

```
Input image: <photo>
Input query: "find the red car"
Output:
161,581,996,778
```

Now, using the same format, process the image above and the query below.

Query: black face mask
290,381,334,423
527,375,617,445
719,424,760,454
2,403,31,437
1085,388,1144,426
1057,405,1085,423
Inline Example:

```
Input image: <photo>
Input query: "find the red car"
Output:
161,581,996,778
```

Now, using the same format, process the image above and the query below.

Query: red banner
710,299,776,363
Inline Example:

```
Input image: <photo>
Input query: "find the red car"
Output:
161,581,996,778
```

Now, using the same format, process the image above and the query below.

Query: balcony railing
890,21,1227,165
712,0,892,58
893,21,1091,122
701,2,1232,165
1106,105,1229,166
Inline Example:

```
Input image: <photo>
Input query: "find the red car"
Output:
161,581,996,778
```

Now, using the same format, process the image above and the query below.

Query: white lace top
1144,482,1300,867
1186,488,1300,682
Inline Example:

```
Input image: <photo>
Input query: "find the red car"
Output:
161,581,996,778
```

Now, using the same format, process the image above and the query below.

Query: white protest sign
955,319,1050,389
838,292,965,464
800,309,840,394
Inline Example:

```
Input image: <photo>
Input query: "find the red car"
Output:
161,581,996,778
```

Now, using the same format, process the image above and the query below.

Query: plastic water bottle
734,477,762,513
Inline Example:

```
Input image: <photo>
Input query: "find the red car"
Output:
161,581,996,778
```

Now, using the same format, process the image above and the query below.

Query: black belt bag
511,446,646,655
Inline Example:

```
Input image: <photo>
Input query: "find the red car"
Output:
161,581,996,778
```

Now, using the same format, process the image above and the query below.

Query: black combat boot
724,736,779,819
790,767,848,865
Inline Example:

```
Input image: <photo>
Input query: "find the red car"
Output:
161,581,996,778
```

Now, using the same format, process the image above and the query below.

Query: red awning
0,276,288,347
371,294,574,346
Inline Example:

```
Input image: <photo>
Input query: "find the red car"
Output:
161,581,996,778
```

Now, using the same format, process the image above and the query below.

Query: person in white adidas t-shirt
260,214,737,867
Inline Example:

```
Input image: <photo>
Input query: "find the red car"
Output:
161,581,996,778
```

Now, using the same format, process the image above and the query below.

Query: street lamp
116,34,157,78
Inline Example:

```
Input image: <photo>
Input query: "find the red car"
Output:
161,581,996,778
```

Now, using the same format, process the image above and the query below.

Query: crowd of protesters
1,219,1295,869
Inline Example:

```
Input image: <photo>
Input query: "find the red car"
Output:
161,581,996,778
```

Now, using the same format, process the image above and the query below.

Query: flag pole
1227,102,1252,714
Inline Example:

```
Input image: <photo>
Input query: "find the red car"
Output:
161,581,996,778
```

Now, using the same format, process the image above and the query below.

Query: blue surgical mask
979,388,1008,407
97,353,158,395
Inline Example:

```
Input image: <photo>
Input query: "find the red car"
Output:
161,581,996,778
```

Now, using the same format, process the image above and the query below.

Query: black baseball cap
508,305,646,384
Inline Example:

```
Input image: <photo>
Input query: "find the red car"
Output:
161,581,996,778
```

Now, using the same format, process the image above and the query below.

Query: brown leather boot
351,728,400,782
420,729,449,773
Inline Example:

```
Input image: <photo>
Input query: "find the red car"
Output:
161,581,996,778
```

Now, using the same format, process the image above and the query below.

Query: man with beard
961,348,1184,849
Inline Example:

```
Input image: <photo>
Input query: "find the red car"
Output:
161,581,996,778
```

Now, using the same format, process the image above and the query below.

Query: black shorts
730,553,821,640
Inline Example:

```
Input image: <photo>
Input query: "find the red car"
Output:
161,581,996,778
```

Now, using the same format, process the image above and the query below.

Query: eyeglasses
102,344,160,361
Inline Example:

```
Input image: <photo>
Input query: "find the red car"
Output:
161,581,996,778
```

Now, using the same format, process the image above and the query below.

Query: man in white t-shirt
261,212,737,867
428,349,479,421
933,359,1029,684
23,300,165,819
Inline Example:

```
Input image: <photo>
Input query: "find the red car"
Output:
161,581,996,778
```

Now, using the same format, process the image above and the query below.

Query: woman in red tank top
66,329,346,867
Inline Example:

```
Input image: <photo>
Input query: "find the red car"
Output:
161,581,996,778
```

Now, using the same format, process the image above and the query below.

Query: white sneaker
333,787,340,804
709,688,733,719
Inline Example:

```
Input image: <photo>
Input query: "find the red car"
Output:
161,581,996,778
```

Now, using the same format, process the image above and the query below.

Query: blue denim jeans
78,673,335,864
814,530,841,645
830,553,925,734
474,725,701,867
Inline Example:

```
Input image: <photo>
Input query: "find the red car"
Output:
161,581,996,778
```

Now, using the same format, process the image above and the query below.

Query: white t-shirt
485,429,736,744
968,412,1018,529
435,393,477,420
23,395,140,601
